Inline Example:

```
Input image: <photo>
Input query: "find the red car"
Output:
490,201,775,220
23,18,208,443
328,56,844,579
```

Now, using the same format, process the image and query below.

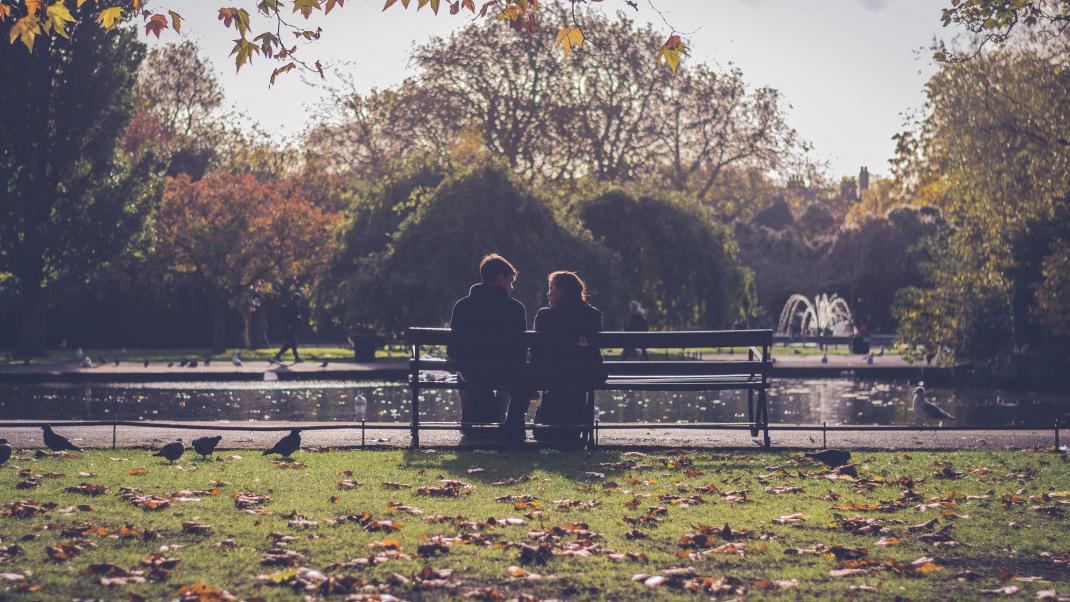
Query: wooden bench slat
412,358,767,376
408,327,773,349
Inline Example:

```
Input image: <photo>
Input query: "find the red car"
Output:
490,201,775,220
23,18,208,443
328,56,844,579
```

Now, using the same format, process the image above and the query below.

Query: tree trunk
252,306,271,348
212,303,227,353
241,308,253,350
17,277,47,357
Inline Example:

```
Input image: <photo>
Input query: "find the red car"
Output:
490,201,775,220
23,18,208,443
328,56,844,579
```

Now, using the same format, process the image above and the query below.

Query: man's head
480,253,517,292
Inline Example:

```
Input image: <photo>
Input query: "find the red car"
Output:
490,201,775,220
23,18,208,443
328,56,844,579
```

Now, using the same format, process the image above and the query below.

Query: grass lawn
1,448,1068,600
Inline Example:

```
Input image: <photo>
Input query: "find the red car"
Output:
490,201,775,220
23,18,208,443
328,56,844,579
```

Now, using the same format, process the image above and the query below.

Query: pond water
0,379,1065,427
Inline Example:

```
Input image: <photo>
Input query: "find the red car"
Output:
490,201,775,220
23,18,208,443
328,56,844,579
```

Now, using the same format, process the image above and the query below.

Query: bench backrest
408,328,773,383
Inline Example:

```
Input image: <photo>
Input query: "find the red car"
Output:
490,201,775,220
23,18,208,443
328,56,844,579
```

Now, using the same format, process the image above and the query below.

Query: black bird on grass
805,448,852,468
167,361,175,368
179,359,188,368
192,435,222,459
143,358,150,368
0,439,11,466
263,429,301,458
42,425,82,452
320,361,329,368
154,439,185,463
189,359,199,368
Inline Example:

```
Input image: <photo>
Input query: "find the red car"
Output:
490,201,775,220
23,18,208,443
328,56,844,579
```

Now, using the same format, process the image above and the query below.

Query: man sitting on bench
448,253,532,443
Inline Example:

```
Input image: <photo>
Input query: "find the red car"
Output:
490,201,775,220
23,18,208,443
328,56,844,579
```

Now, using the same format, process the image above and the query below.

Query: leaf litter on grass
3,448,1070,600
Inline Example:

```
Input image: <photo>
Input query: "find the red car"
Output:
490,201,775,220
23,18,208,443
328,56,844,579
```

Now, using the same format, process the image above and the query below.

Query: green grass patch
2,448,1067,600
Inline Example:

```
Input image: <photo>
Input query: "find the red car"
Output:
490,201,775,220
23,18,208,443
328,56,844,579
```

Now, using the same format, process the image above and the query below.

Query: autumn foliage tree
156,172,340,350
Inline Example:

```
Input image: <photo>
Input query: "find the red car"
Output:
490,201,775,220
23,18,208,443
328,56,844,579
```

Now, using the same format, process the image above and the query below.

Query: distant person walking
620,300,649,360
273,292,308,363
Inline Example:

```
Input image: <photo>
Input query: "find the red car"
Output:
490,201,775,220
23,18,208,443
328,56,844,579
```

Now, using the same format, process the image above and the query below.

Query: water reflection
0,379,1065,427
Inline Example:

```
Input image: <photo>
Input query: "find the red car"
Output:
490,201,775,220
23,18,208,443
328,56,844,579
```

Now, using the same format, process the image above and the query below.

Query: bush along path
0,448,1069,600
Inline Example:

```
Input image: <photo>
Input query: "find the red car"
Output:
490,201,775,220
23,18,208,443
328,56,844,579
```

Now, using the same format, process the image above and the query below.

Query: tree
308,6,800,194
136,41,223,139
939,0,1070,60
893,44,1070,361
313,155,447,331
156,172,340,350
0,4,160,355
127,40,227,179
330,162,624,333
1034,238,1070,337
823,207,942,333
651,64,800,200
554,10,673,183
577,191,756,329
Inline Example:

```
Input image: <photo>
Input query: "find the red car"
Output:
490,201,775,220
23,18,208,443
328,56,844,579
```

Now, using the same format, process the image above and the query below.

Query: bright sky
162,0,964,179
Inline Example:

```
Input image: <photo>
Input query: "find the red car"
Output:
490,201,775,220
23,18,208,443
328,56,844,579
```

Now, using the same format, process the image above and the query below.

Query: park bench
407,328,774,448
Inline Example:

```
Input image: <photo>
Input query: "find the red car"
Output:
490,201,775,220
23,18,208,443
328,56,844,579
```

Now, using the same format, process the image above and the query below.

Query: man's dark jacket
448,284,528,379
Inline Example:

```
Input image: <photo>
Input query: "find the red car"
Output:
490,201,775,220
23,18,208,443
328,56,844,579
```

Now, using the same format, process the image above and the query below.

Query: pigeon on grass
805,448,851,468
0,439,11,466
192,435,222,459
263,429,301,458
42,425,82,452
154,439,185,464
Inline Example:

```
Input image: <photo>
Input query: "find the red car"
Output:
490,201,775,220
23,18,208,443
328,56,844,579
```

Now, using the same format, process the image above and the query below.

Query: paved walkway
0,421,1059,451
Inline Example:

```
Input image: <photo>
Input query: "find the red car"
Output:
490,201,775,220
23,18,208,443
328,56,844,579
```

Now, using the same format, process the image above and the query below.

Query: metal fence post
1056,420,1060,452
112,413,117,450
822,422,827,449
361,419,366,449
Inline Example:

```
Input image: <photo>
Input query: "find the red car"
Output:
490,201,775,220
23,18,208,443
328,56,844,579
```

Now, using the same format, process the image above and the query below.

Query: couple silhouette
447,254,605,447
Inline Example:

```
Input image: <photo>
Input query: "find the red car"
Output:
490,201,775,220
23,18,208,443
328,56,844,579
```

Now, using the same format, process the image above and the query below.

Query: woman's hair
549,270,587,303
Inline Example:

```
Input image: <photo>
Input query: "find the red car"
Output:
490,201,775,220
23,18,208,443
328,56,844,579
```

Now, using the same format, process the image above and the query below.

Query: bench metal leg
586,390,596,449
410,385,420,448
759,388,771,448
747,389,757,437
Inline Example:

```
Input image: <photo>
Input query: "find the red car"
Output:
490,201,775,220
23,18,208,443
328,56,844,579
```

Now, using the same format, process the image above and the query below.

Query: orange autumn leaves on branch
2,0,687,86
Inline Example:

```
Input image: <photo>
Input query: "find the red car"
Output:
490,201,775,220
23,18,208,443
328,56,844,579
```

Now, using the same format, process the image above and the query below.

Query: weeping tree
0,10,160,355
577,190,757,329
332,163,625,334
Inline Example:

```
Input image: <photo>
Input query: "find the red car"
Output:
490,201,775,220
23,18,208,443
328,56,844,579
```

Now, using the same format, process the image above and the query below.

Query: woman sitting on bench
531,270,607,447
